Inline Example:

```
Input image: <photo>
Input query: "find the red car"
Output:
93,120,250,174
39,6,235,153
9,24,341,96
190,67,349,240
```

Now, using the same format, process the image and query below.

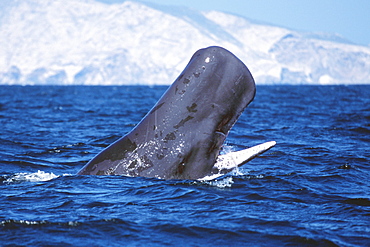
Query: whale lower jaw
199,141,276,181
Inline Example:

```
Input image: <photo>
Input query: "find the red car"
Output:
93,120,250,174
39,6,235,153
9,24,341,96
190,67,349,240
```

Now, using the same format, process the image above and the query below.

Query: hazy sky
97,0,370,46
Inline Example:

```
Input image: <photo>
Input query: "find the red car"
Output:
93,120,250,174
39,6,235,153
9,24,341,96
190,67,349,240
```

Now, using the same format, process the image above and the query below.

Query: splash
220,143,236,155
206,176,235,188
4,170,59,183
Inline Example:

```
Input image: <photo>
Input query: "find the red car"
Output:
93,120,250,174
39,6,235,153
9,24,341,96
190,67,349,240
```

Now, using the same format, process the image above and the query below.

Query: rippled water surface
0,85,369,246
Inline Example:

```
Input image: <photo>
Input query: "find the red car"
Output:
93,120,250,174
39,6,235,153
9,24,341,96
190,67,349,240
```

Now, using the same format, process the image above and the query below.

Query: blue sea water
0,85,369,246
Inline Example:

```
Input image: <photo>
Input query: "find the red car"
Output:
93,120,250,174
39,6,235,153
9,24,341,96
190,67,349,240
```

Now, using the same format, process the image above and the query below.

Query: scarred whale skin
77,46,256,179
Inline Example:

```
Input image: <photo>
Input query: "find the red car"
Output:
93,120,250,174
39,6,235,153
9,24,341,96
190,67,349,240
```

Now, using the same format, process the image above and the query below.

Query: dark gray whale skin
77,46,256,179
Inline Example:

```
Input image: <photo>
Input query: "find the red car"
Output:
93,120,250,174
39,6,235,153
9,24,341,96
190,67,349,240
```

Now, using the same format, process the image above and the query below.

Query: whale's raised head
77,46,275,180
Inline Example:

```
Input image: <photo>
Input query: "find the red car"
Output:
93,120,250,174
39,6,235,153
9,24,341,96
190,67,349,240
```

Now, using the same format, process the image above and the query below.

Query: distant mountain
1,0,369,85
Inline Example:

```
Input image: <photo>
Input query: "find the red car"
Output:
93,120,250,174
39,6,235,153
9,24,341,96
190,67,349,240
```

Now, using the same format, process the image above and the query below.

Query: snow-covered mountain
1,0,369,85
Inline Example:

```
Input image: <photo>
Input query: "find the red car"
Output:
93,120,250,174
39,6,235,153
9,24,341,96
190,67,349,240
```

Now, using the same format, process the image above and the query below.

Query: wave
3,170,61,183
1,168,244,188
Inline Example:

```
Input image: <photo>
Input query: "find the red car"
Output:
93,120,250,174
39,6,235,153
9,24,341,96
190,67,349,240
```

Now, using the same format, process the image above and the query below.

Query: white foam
206,176,234,188
4,170,59,183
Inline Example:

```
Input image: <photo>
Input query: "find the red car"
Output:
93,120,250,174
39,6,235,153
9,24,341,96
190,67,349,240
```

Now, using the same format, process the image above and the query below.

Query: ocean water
0,85,369,246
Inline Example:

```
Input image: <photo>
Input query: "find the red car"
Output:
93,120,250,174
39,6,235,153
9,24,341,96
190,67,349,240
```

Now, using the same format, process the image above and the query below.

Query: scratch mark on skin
174,116,194,129
187,103,197,113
